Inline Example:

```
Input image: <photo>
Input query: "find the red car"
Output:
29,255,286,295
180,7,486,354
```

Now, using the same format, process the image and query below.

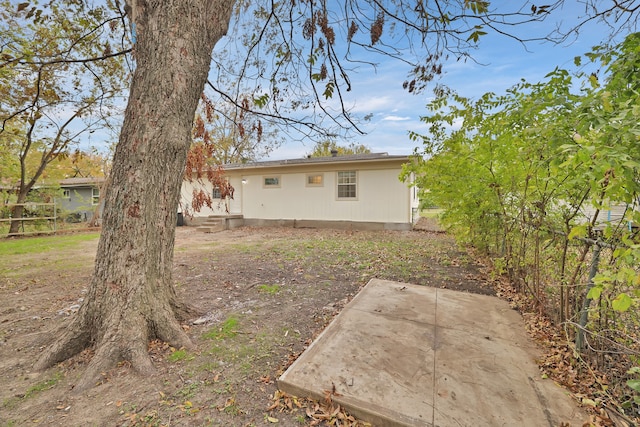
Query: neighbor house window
306,173,323,187
263,176,281,188
212,186,222,199
62,189,71,199
337,171,357,199
92,187,100,205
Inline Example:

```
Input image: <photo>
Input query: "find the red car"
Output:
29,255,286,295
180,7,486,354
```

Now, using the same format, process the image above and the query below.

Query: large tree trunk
35,0,235,391
8,183,35,235
8,201,26,235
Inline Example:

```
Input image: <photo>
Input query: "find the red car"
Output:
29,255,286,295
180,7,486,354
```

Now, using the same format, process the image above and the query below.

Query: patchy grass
257,284,281,294
3,371,63,409
242,232,453,284
0,232,99,277
23,372,63,398
167,348,193,363
0,232,99,257
202,315,239,340
0,226,495,426
420,208,443,218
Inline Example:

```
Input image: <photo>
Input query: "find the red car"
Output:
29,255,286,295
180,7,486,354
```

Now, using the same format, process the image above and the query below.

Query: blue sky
77,3,628,162
265,5,616,160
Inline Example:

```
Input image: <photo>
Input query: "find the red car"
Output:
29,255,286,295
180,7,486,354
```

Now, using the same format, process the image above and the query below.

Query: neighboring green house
58,177,105,222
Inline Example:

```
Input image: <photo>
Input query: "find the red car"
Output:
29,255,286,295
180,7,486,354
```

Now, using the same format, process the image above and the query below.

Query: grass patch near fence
420,208,443,218
0,232,99,257
0,232,100,278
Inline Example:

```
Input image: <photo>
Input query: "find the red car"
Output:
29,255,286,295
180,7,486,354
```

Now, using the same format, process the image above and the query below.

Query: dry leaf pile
267,387,372,426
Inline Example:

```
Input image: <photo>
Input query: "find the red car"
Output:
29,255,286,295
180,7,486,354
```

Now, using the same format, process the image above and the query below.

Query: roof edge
223,152,410,171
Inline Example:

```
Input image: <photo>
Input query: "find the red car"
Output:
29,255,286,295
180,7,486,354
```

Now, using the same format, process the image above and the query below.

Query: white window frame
62,189,71,199
337,171,357,200
91,187,100,205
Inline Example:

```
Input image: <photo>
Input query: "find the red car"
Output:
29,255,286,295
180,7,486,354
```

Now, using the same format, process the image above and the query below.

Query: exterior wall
179,177,243,217
57,187,99,221
234,166,411,224
181,157,415,229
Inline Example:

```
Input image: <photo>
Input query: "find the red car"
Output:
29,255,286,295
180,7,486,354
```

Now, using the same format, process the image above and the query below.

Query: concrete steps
195,215,244,233
196,218,225,233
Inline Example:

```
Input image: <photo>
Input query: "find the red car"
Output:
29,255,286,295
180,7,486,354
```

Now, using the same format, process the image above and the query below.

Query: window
263,176,281,188
62,189,71,199
92,187,100,205
306,173,323,187
212,186,222,199
337,171,357,199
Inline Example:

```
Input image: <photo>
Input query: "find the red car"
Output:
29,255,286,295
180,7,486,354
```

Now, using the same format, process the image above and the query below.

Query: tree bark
8,201,26,235
35,0,235,391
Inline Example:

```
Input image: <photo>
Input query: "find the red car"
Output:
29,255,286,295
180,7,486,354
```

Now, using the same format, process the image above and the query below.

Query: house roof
59,177,105,187
223,152,410,171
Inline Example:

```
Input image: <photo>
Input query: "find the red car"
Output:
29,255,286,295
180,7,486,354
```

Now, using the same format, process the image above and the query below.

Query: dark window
264,176,281,187
212,186,222,199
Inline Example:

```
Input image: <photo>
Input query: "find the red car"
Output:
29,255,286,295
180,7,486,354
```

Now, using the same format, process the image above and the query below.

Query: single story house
58,177,105,222
180,152,419,231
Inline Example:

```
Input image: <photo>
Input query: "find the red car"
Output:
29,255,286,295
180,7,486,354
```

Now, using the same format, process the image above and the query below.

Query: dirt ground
0,220,500,426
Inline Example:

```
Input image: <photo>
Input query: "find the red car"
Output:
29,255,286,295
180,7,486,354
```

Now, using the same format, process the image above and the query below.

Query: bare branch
3,48,132,69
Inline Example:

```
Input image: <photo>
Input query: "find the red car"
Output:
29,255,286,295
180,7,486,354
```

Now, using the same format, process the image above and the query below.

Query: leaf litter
0,222,613,425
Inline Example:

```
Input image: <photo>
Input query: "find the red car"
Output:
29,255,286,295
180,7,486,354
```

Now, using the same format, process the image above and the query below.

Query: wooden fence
0,202,58,237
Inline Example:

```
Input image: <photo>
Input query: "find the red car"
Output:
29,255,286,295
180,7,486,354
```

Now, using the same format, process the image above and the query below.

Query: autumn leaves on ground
0,224,596,426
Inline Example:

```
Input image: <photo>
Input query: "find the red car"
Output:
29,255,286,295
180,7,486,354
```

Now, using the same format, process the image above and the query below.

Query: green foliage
253,93,270,108
0,0,127,229
464,0,490,15
626,367,640,407
612,293,633,312
307,140,371,157
406,68,586,252
407,33,640,386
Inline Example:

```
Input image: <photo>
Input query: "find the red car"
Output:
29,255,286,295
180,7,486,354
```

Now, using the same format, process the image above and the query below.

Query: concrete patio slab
278,278,587,426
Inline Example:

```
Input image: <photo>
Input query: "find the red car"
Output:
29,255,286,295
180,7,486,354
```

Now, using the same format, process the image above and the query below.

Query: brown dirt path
0,224,506,426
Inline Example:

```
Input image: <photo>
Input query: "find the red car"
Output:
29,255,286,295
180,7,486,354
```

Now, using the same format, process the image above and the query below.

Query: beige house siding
237,167,410,223
180,153,417,229
180,176,243,216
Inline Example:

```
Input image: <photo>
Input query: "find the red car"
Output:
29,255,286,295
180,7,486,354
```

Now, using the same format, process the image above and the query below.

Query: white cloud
265,3,616,161
382,115,411,122
347,95,395,113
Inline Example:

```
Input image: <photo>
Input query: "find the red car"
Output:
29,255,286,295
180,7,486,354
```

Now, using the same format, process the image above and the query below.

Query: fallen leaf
259,374,271,383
